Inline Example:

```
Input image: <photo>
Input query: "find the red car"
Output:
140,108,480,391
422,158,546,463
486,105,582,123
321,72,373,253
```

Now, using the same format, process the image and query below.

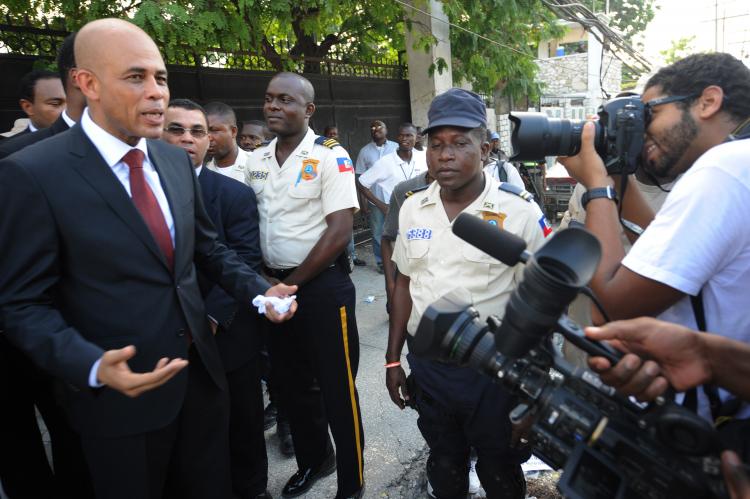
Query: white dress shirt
61,109,76,128
358,149,427,204
80,108,176,387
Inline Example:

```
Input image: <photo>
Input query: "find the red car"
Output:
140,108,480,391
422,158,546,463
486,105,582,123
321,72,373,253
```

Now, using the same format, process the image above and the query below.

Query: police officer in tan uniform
244,72,364,499
386,89,550,498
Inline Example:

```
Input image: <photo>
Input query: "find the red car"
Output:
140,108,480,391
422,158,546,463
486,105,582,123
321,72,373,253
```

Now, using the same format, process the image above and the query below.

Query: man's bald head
75,19,158,73
73,18,169,145
269,72,315,103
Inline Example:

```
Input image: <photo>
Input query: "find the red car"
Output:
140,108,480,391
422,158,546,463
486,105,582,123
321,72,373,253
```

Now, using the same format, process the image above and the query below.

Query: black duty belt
263,266,297,280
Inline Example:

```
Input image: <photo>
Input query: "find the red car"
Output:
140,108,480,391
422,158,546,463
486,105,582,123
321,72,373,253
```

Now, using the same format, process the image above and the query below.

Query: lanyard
398,156,415,180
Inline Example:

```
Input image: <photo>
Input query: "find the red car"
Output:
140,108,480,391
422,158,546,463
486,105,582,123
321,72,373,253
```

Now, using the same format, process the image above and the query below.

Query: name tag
248,170,269,180
406,228,432,240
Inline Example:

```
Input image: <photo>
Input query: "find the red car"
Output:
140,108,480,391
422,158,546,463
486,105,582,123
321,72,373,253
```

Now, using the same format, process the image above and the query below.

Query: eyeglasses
164,125,208,138
644,94,698,123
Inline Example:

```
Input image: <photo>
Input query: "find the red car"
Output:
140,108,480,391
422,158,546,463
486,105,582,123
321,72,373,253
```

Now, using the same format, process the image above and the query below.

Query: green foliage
659,36,696,65
436,0,564,99
1,0,581,100
591,0,658,43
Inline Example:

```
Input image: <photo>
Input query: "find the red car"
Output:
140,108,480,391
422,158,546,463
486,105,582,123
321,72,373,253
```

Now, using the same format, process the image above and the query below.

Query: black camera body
509,96,646,175
412,214,728,498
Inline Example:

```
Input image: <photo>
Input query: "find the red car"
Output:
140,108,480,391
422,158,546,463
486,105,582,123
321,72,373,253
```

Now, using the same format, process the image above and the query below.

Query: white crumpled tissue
252,295,297,315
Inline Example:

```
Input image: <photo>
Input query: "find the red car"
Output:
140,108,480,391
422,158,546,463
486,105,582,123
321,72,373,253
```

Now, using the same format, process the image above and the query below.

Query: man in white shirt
359,123,427,274
560,52,750,429
355,120,398,269
205,101,250,183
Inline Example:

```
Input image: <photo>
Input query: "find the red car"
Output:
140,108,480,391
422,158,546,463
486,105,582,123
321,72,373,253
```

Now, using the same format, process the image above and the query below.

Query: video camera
412,214,728,499
509,96,645,175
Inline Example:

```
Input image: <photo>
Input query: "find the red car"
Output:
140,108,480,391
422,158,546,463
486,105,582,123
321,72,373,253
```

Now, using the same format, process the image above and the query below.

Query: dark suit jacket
0,124,271,438
0,116,70,160
198,168,263,372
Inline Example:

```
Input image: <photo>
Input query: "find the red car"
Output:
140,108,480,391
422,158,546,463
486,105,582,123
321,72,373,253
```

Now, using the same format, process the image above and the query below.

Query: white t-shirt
359,150,427,204
483,160,525,189
623,138,750,419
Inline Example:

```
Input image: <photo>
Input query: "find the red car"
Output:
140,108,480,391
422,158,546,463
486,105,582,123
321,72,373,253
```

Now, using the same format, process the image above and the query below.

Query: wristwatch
581,186,618,209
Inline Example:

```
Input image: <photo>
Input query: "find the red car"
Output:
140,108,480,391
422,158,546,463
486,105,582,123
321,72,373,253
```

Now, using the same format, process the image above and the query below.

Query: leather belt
263,266,297,280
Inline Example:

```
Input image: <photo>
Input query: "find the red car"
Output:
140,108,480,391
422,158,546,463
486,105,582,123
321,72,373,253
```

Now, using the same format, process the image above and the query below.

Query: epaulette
315,135,340,149
498,182,535,202
405,184,429,199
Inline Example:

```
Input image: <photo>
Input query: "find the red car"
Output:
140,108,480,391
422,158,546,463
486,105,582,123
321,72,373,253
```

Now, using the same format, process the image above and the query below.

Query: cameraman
386,88,549,498
584,318,750,499
559,52,750,426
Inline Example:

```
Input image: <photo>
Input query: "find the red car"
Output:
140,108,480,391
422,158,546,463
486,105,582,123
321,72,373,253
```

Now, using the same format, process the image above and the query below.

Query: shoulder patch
405,184,429,199
498,182,535,202
315,135,340,149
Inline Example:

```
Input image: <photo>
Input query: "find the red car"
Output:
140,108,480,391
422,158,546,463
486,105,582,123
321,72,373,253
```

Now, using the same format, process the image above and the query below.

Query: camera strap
683,291,741,424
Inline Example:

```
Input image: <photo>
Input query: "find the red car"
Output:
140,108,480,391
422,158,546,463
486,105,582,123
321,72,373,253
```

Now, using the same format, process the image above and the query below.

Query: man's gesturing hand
96,345,188,398
264,283,298,323
585,317,711,401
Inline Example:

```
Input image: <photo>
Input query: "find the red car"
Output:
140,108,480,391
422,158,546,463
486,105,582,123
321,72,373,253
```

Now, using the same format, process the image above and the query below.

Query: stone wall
535,53,622,100
537,53,590,96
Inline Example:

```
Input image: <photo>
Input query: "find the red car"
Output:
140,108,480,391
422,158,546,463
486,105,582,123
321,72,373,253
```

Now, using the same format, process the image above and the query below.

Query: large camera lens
412,290,497,373
495,228,601,358
509,113,603,161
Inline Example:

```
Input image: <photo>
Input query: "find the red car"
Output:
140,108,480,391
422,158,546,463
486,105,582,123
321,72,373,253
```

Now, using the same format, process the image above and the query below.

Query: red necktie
122,149,174,271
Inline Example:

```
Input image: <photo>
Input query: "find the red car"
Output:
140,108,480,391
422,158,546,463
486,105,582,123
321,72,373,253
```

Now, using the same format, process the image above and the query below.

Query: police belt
263,253,351,281
263,266,298,280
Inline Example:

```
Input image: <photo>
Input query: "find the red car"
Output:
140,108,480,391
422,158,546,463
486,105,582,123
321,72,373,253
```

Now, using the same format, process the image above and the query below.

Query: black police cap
423,88,487,134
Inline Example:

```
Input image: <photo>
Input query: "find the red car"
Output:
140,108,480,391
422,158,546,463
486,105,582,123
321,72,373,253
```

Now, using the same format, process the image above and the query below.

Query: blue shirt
355,140,398,175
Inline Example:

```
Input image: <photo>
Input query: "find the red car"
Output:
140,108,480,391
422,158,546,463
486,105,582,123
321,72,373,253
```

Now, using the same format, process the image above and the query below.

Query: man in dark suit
162,98,271,499
0,19,296,499
0,32,85,161
0,30,94,499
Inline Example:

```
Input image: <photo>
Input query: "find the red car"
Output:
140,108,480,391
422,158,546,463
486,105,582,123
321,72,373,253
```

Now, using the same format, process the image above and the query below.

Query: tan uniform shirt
393,173,548,334
207,147,250,184
244,128,359,268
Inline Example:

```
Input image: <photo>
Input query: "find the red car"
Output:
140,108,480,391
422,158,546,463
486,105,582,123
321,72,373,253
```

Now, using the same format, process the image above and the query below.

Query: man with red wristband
385,88,549,498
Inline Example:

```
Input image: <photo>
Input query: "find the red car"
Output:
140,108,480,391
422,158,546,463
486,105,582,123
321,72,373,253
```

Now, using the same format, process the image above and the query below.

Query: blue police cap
424,88,487,134
490,131,500,140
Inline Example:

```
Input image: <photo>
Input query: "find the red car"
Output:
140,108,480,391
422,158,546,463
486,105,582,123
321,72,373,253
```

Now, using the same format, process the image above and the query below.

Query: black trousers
407,354,528,499
0,337,94,499
80,346,231,499
270,267,364,496
226,356,267,498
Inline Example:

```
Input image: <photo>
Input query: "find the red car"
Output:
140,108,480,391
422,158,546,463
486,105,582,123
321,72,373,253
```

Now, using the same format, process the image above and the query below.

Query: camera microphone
452,213,531,266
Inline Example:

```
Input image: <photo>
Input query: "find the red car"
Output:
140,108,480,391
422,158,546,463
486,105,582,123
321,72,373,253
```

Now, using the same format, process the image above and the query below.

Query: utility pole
715,0,719,51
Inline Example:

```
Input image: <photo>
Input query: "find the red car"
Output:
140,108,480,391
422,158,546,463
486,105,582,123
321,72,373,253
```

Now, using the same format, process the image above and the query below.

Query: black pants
408,354,528,499
80,346,231,499
226,356,268,498
0,337,94,499
270,267,364,496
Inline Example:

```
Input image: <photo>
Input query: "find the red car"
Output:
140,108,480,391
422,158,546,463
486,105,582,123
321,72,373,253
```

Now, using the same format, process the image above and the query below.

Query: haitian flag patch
538,215,553,237
337,157,354,173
